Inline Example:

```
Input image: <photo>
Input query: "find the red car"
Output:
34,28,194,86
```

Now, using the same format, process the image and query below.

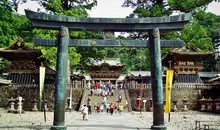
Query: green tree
181,21,214,51
0,0,31,47
122,0,219,71
0,0,34,70
17,0,106,72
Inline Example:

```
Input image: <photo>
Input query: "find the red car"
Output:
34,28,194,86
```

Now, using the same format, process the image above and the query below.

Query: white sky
17,0,220,17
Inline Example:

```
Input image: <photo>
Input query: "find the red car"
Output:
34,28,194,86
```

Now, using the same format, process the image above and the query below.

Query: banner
165,69,174,113
39,66,46,111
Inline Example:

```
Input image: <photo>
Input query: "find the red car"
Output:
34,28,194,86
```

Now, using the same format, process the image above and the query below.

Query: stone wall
0,85,83,111
128,88,201,111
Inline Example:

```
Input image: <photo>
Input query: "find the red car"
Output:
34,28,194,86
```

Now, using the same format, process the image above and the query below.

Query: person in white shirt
103,96,107,102
81,104,88,121
100,104,104,113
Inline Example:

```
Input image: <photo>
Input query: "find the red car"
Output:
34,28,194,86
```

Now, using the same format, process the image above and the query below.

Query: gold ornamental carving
153,28,159,38
90,40,96,46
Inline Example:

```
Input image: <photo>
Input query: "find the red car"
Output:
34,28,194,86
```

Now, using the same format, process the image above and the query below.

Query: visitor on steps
118,94,122,103
111,89,114,96
88,104,92,115
81,104,88,121
110,103,115,115
94,104,97,112
119,104,124,114
103,100,107,109
87,97,91,105
90,88,93,96
109,87,112,96
106,103,110,113
103,96,107,102
96,104,100,113
100,104,104,113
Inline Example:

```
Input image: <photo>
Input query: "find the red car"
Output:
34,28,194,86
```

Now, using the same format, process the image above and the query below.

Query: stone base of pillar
151,124,167,130
51,125,67,130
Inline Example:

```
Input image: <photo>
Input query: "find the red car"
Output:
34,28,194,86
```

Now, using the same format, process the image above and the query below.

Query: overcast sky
18,0,220,17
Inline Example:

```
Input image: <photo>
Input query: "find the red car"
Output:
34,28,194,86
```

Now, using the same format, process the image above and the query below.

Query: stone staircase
80,89,128,112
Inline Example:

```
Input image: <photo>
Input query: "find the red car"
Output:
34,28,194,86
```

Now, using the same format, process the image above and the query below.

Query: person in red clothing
97,82,101,89
109,103,115,115
96,103,100,113
95,82,101,89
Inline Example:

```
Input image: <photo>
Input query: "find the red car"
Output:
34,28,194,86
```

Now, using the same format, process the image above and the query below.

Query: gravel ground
132,111,220,130
0,108,220,130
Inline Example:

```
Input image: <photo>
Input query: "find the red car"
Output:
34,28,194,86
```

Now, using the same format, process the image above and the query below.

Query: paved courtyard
0,108,220,130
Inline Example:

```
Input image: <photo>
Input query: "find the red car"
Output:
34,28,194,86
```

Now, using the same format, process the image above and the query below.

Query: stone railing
12,83,85,88
198,97,220,113
124,83,220,89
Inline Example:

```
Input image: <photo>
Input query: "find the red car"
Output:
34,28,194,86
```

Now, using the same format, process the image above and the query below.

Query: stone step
85,89,128,112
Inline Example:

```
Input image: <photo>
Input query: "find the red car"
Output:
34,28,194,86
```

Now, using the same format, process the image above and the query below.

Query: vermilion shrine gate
25,10,192,130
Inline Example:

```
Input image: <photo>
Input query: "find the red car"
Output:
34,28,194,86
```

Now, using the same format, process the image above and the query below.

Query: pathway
66,112,150,130
1,108,220,130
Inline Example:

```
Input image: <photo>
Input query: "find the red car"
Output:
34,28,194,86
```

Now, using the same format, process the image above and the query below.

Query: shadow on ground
67,124,151,129
0,124,151,130
0,125,50,130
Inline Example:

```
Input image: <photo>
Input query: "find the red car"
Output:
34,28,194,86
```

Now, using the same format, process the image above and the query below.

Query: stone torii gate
25,10,192,130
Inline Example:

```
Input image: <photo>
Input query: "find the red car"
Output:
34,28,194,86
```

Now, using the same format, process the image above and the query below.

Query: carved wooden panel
173,61,203,74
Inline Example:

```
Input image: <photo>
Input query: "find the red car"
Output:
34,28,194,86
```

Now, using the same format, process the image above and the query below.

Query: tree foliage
1,0,220,73
0,0,31,47
16,0,106,72
121,0,220,71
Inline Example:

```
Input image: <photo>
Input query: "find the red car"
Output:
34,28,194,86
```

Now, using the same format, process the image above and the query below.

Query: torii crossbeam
25,10,192,130
26,10,191,32
34,38,184,48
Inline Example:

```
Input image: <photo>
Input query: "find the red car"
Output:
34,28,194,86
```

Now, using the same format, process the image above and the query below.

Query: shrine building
0,37,56,87
162,46,214,88
88,58,124,84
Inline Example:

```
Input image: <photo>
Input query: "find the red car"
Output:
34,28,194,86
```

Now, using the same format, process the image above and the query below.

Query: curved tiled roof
174,74,204,85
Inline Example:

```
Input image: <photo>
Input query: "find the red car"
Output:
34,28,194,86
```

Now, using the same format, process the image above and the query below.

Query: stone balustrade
198,97,220,113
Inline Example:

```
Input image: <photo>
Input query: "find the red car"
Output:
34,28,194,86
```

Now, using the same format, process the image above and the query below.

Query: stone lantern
7,97,16,113
44,100,48,111
172,100,178,112
215,97,220,113
206,97,213,112
182,97,188,111
32,99,38,111
15,95,24,114
198,97,206,111
149,98,153,112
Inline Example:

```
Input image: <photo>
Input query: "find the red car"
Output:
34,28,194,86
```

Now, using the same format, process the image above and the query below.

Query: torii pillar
51,27,69,130
149,28,165,129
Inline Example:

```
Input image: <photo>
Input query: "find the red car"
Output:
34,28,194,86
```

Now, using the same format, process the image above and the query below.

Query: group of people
81,102,125,121
93,101,124,115
89,81,115,97
80,91,125,121
88,81,123,96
